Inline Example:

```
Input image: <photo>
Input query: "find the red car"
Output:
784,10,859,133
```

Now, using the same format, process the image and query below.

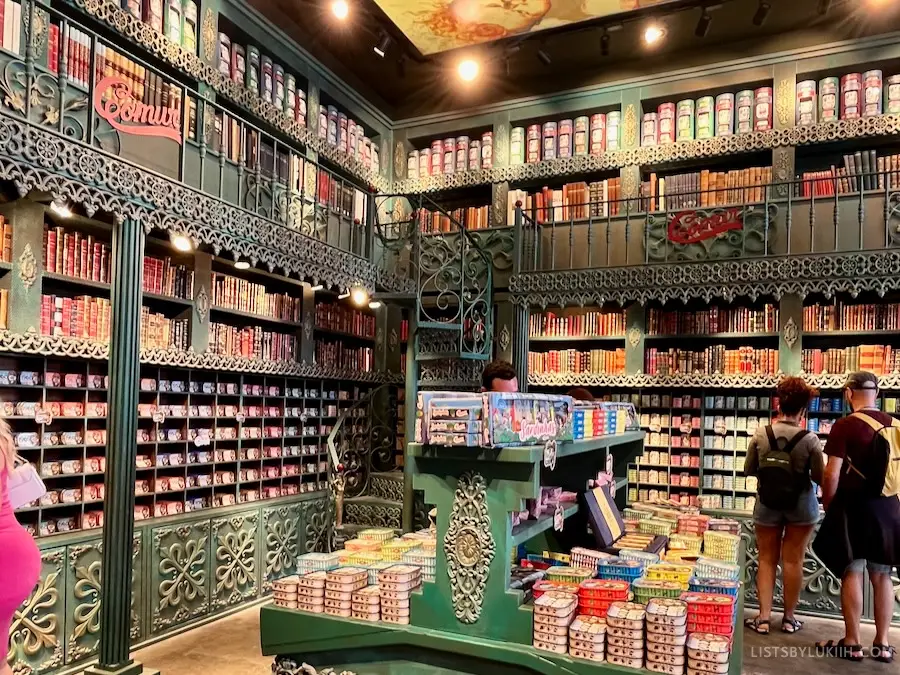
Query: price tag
35,408,53,425
152,411,166,424
553,503,564,532
235,413,246,424
679,423,692,435
543,439,557,471
193,432,211,447
300,413,309,424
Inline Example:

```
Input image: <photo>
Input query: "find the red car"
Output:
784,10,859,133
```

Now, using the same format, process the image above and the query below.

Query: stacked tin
568,614,607,662
296,551,340,575
702,531,740,563
324,567,368,617
350,585,381,622
570,546,612,570
687,632,731,675
378,564,421,624
676,100,695,142
272,575,299,609
658,103,676,145
681,592,736,638
646,598,688,675
533,590,578,654
297,571,327,613
606,602,646,669
401,546,436,582
578,579,631,618
358,528,395,543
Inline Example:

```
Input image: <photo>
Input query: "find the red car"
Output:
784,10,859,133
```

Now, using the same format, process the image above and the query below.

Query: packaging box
482,392,573,447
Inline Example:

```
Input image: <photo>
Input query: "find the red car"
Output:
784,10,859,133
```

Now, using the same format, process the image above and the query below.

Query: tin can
797,80,817,125
589,113,606,154
715,93,734,136
338,113,348,153
658,103,676,144
606,111,621,150
217,33,232,78
736,90,753,134
431,140,443,174
285,74,296,118
481,131,493,169
327,106,338,146
573,116,589,156
526,124,541,163
183,0,197,52
167,0,182,46
261,56,273,104
318,108,328,139
557,119,573,158
886,75,900,114
841,73,862,120
418,147,431,177
542,121,558,161
362,137,372,168
468,139,481,170
274,65,285,111
246,46,260,95
455,136,469,172
407,151,418,179
696,96,714,138
864,69,883,117
443,137,455,174
348,120,359,158
296,88,307,125
754,87,773,131
510,127,525,164
676,99,695,141
641,113,658,147
371,144,380,174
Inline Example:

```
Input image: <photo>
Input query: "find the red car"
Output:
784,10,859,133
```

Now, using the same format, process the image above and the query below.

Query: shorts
845,559,893,575
753,489,820,527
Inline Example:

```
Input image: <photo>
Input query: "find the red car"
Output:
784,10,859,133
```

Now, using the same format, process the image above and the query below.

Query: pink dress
0,468,41,651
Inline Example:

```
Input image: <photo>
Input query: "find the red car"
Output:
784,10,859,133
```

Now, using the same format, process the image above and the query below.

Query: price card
679,422,692,435
34,408,53,425
152,411,166,424
553,503,564,532
543,439,557,471
193,432,211,447
235,413,246,424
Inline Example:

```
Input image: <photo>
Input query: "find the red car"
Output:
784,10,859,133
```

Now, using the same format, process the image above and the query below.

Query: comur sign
93,76,182,143
667,207,744,245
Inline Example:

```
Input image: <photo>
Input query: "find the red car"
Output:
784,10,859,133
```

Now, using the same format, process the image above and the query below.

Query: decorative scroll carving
776,78,793,128
17,243,36,288
201,8,216,63
782,317,799,349
303,498,333,553
623,104,638,148
444,472,494,624
627,326,641,349
195,285,209,324
7,549,64,675
153,523,210,630
272,658,357,675
212,515,258,610
263,505,301,592
497,324,511,352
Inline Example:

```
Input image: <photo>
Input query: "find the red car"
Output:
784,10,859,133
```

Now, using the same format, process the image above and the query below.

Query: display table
259,431,744,674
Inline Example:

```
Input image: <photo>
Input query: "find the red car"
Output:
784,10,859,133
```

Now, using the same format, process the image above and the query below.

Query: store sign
93,76,182,143
667,207,744,245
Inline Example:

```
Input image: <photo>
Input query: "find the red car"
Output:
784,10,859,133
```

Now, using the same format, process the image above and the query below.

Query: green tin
696,96,714,139
676,99,695,142
247,45,261,95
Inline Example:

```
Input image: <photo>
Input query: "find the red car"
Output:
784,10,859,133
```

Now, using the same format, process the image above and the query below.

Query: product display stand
261,430,743,675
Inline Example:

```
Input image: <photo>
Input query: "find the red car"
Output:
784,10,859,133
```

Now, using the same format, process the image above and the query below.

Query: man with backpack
813,371,899,664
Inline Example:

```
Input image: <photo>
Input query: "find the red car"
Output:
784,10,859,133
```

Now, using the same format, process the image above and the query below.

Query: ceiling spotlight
643,23,665,46
338,290,350,300
695,9,712,38
600,29,610,57
170,233,193,252
457,58,479,82
331,0,349,20
309,284,323,292
368,300,382,310
752,1,770,26
817,0,832,14
350,286,369,307
537,48,552,67
49,200,73,218
374,33,391,57
234,260,250,270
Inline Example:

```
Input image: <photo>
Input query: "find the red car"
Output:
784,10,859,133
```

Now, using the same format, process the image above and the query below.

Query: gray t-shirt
745,420,826,485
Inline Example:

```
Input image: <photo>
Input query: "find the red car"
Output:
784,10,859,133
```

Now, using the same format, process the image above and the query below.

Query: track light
350,287,369,307
374,33,391,57
368,301,382,310
331,0,348,20
338,290,350,300
695,8,712,38
170,233,192,252
234,260,250,270
537,48,551,67
457,58,479,82
50,200,72,218
600,29,610,57
817,0,832,13
309,284,323,292
752,1,770,26
643,23,665,46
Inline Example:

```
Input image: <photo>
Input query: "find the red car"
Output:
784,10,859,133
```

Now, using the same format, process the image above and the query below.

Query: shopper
481,360,518,393
743,376,824,635
813,371,899,664
1,417,41,675
566,387,595,401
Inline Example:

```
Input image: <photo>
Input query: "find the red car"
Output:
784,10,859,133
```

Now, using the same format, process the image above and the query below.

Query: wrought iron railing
514,170,900,272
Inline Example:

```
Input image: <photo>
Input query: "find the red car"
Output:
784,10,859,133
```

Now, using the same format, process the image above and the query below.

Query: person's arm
744,431,759,477
809,439,826,486
821,422,846,511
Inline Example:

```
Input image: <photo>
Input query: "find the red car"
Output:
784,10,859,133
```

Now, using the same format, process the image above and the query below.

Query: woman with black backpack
743,376,825,635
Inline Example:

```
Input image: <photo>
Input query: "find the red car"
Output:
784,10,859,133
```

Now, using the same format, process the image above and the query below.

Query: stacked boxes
533,590,578,653
633,579,683,605
646,564,693,589
401,546,436,582
272,575,299,609
573,401,634,439
682,592,736,638
606,602,646,669
568,614,607,661
545,566,594,587
382,538,421,562
350,585,381,622
297,552,340,575
578,579,631,618
378,564,421,625
365,561,393,585
646,598,689,675
358,528,395,543
702,532,740,563
598,558,644,583
324,568,368,617
297,571,326,613
687,632,731,675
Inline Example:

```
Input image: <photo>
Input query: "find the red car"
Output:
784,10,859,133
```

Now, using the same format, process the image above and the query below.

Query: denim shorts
753,488,821,527
846,559,893,575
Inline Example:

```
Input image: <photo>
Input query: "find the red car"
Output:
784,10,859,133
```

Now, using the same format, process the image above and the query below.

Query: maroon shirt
824,409,895,464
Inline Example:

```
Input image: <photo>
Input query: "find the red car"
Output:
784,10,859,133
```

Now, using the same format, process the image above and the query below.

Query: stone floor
133,604,899,674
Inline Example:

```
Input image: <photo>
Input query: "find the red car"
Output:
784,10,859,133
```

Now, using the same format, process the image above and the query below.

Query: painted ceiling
372,0,680,54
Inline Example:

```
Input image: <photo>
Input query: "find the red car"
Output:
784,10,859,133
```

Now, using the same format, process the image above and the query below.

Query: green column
779,293,803,376
402,315,419,532
85,218,154,675
625,303,646,375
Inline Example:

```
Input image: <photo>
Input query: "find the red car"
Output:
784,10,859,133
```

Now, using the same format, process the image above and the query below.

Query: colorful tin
246,46,260,94
217,33,231,78
841,72,862,120
574,116,589,155
348,119,359,158
318,107,328,140
818,77,838,123
658,103,676,145
510,127,525,164
557,119,573,158
285,74,296,118
754,86,773,131
183,1,198,52
273,65,285,111
407,151,418,179
468,139,481,170
641,113,658,147
590,113,606,154
736,90,753,134
166,0,182,46
442,137,455,174
455,136,469,172
796,80,817,126
260,56,273,104
696,96,714,139
887,75,900,114
338,113,349,153
296,88,306,125
526,124,541,162
481,131,493,169
606,111,621,150
430,140,443,174
418,147,431,177
715,93,734,136
327,106,338,147
864,69,883,116
542,121,558,161
676,99,695,142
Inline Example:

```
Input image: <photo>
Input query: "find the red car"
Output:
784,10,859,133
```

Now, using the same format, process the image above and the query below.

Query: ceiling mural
373,0,678,54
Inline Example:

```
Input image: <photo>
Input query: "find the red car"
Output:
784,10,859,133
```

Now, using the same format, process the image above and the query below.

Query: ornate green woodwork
262,504,302,592
151,521,211,632
8,548,65,675
211,514,259,611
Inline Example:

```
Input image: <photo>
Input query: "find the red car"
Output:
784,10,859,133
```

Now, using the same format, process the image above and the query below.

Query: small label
194,433,211,447
553,503,564,532
543,439,557,471
235,413,246,424
35,409,53,425
152,411,166,424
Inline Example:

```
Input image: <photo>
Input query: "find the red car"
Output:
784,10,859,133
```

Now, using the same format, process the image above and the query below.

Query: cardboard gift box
586,484,667,555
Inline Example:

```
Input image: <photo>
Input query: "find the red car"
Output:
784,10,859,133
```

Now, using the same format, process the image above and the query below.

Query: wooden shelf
210,305,303,329
511,503,579,546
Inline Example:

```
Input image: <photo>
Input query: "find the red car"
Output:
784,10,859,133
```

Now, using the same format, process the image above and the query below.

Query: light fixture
49,200,73,218
817,0,832,14
234,260,250,270
752,1,770,26
349,286,369,306
368,300,382,310
600,29,610,57
331,0,349,20
309,284,323,292
338,290,351,300
643,22,665,46
537,48,551,67
457,58,479,82
374,33,391,57
170,233,193,252
695,8,712,38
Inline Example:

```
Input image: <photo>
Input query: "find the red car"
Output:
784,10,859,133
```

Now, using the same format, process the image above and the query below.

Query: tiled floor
133,604,898,674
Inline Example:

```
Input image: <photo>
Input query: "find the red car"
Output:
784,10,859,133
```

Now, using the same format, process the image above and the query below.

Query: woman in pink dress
0,418,41,675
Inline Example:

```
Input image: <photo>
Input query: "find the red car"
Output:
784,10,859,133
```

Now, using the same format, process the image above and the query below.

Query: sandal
782,617,804,634
871,644,895,664
744,617,770,634
816,639,864,661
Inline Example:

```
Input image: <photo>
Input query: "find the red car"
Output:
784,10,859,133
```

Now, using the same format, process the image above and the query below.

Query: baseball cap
844,371,879,390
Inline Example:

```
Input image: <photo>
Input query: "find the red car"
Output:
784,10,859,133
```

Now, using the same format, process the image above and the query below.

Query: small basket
633,579,683,604
597,558,644,583
296,552,341,575
639,518,675,537
694,557,741,581
619,549,660,569
702,532,740,564
546,566,594,585
688,577,741,597
357,528,396,542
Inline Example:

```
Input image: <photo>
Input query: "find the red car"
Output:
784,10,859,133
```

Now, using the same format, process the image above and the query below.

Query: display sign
93,76,182,143
667,207,744,245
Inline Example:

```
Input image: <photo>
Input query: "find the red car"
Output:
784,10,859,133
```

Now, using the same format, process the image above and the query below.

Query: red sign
93,76,182,143
667,207,743,245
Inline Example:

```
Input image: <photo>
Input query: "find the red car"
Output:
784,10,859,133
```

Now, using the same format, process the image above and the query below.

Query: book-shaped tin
586,484,667,555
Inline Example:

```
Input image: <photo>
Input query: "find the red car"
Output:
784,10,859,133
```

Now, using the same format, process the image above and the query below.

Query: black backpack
758,426,811,510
